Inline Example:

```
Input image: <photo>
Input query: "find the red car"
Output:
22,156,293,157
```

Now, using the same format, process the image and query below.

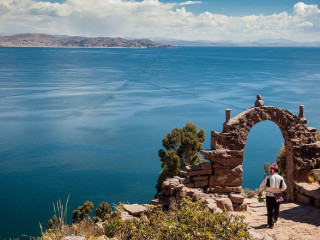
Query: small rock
150,199,160,205
262,236,274,240
61,236,86,240
234,203,248,211
120,211,139,221
123,204,147,216
229,193,245,204
247,227,262,239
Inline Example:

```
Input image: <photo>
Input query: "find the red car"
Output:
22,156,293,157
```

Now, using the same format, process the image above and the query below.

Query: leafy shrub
104,198,252,240
44,198,252,240
93,202,112,222
156,122,206,192
72,201,94,223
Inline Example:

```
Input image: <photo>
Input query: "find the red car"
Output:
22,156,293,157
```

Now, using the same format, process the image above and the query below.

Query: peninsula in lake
0,33,173,48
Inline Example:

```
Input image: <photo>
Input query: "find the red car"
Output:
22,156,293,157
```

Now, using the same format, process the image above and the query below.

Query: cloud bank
0,0,319,41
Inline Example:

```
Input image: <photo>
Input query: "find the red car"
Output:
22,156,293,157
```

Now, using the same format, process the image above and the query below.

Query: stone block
183,169,212,177
184,183,195,188
208,186,242,193
234,203,247,211
209,175,242,187
216,198,233,211
162,180,170,188
296,182,320,200
207,157,243,167
209,165,242,186
201,162,212,169
229,193,245,204
296,193,311,205
203,198,216,205
194,180,208,188
193,192,207,200
174,184,185,191
179,177,190,184
214,167,229,176
192,175,208,181
186,164,202,171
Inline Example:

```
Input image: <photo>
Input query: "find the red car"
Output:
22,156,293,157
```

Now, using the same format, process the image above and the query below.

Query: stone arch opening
242,120,283,189
230,114,296,200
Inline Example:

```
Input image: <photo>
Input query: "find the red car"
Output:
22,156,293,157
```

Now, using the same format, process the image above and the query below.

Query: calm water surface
1,47,320,238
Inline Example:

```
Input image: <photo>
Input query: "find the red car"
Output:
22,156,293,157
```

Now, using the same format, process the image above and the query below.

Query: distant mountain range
151,37,320,47
1,34,319,48
0,33,173,48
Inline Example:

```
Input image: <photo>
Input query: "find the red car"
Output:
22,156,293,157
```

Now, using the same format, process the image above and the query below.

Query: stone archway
157,95,320,209
201,95,320,201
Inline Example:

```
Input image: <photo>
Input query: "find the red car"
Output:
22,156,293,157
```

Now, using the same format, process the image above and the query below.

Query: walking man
259,163,287,229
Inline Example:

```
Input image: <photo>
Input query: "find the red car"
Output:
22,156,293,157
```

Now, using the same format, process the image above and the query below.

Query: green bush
72,201,94,223
93,202,112,222
156,122,206,192
103,198,252,240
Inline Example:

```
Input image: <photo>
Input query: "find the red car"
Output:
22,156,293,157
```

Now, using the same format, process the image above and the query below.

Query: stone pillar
299,105,306,121
225,109,232,122
255,94,264,107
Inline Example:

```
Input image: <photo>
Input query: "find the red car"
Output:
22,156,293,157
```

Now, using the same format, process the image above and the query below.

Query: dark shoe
267,224,274,229
274,219,278,223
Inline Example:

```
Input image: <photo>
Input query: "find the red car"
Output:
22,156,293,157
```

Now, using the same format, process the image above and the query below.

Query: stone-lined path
235,199,320,240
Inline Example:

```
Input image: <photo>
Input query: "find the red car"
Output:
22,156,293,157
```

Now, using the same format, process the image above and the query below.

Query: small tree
156,122,206,192
93,202,112,222
72,201,94,223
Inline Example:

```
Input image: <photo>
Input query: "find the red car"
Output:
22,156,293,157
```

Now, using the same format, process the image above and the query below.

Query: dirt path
235,199,320,240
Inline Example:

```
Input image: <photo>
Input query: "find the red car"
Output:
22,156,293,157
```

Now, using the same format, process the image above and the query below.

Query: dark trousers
266,196,280,226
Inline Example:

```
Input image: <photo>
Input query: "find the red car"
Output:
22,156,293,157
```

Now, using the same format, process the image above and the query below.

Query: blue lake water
0,47,320,238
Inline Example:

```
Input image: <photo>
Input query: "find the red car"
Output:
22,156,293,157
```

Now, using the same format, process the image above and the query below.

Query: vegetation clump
92,202,112,223
42,198,252,240
72,201,94,223
156,122,206,192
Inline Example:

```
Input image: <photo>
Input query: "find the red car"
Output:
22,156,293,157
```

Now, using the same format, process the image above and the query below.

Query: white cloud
0,0,319,41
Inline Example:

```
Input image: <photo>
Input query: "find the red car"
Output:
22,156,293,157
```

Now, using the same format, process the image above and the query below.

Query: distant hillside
0,33,173,48
151,37,320,47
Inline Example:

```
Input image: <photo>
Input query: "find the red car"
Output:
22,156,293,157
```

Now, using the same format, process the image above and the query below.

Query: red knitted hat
270,163,278,169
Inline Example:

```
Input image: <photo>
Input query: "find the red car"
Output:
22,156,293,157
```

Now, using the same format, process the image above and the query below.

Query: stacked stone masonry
157,96,320,208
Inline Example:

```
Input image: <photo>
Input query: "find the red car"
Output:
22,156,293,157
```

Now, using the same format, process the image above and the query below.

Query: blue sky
2,1,320,41
40,0,320,15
